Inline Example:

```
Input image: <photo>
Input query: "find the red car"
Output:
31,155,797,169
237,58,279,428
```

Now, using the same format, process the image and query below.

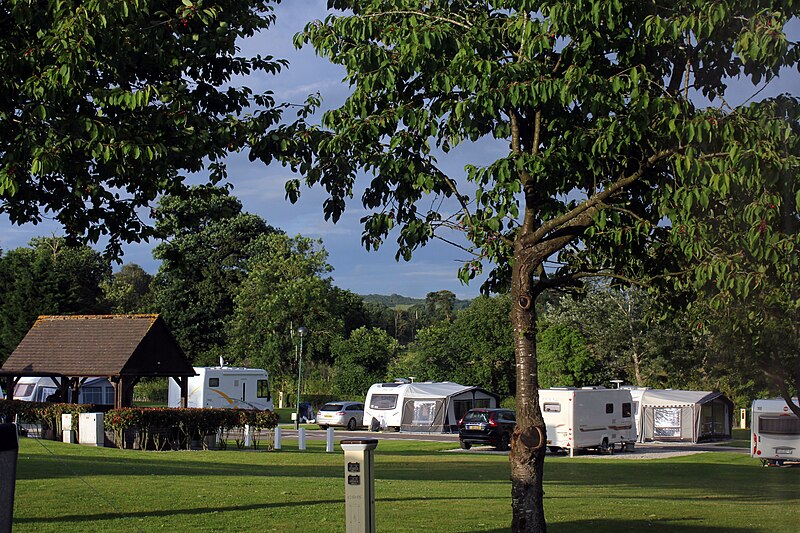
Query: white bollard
244,424,252,448
326,427,335,452
61,414,75,444
298,427,306,450
274,427,282,450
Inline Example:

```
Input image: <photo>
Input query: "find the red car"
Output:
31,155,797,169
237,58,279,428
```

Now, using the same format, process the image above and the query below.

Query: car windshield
463,411,490,423
320,404,343,411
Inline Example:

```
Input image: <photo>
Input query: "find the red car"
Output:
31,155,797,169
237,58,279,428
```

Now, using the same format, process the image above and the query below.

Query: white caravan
751,397,800,466
539,387,637,456
168,366,273,410
13,376,114,404
364,381,499,433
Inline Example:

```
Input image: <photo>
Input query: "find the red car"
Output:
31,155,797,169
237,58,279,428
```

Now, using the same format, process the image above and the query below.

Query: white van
751,397,800,466
539,387,637,456
13,376,114,404
167,366,273,410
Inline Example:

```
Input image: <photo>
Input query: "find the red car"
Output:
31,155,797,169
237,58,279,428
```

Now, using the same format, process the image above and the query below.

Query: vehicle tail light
488,415,498,427
337,412,345,415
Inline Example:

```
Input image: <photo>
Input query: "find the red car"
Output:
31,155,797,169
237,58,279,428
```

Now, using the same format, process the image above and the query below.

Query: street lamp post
295,326,308,430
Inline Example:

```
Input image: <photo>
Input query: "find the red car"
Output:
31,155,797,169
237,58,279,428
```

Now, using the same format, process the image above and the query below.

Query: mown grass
12,437,799,532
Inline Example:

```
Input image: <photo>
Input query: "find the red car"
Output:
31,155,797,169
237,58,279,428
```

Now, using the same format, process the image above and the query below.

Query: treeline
1,186,794,408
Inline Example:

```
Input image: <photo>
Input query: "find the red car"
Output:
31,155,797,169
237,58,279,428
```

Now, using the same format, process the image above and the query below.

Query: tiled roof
1,315,195,377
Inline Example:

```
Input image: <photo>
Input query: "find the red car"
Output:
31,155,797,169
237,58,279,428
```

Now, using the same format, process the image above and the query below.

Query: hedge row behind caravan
751,397,800,466
167,366,273,410
13,376,114,405
539,387,637,455
364,381,499,433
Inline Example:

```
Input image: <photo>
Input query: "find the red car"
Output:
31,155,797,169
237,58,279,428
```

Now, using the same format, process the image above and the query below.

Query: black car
458,408,516,450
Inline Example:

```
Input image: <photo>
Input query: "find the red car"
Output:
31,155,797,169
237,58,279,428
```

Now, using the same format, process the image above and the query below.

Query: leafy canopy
0,0,291,256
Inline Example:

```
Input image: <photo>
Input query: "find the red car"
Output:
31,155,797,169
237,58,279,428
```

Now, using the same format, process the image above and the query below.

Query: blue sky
1,2,798,300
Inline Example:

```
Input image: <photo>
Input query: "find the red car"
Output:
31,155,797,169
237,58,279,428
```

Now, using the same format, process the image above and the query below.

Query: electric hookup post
341,439,378,533
0,423,19,533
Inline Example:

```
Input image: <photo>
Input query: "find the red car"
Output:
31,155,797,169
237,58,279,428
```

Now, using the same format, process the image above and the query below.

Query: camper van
167,366,273,410
539,387,637,456
364,381,499,433
12,376,114,405
751,397,800,466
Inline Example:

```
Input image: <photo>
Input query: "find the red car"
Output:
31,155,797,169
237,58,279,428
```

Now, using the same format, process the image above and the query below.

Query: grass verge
12,437,799,532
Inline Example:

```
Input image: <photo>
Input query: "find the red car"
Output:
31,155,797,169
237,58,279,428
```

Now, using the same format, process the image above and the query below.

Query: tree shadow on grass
463,517,762,533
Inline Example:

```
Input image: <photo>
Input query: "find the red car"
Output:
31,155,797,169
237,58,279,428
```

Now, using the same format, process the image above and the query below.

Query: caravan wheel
599,438,611,454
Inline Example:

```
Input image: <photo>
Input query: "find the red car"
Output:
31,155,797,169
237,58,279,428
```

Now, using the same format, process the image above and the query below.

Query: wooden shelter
1,315,196,409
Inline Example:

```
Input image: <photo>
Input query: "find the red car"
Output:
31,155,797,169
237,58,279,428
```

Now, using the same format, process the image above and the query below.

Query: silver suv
316,401,364,430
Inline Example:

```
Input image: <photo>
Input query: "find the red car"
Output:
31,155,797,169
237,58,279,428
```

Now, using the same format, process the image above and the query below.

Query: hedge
104,407,280,450
0,399,99,433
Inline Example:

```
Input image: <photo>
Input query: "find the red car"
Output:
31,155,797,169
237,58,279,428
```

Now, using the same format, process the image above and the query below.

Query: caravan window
605,403,614,414
654,408,681,437
543,403,561,413
209,378,220,387
622,403,632,417
257,379,270,399
14,383,34,398
81,387,103,404
759,416,800,435
370,394,398,410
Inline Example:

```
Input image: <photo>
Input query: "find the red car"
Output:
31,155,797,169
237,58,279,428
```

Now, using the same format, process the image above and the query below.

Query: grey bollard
0,423,19,533
274,427,282,450
298,428,306,450
326,427,335,452
341,439,378,533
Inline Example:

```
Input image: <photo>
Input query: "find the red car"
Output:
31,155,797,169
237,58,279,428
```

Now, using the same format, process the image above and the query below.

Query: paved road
266,428,748,457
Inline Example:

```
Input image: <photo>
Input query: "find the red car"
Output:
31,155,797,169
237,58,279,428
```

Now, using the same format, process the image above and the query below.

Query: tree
0,0,301,256
536,324,595,389
541,284,696,387
331,327,399,397
424,290,456,323
102,263,153,313
287,3,800,530
226,233,361,391
149,185,277,363
0,237,110,363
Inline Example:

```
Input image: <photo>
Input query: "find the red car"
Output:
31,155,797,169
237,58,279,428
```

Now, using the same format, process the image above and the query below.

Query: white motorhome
13,376,114,405
539,387,637,456
751,397,800,466
364,381,499,433
167,366,273,410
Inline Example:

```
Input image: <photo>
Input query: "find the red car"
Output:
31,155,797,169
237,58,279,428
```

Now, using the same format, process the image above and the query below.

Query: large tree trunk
509,254,547,533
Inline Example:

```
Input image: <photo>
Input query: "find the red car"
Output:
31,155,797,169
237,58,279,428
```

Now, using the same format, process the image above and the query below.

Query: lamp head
297,326,308,338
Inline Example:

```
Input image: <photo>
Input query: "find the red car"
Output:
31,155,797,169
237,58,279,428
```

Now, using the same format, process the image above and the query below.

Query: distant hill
360,293,472,310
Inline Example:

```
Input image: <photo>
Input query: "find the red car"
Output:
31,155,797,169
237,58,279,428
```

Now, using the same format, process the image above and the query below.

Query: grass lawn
12,437,799,532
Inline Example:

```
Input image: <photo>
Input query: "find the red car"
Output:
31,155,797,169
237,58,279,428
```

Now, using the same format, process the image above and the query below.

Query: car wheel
347,418,357,431
548,446,561,454
318,424,327,430
460,440,471,450
496,432,510,451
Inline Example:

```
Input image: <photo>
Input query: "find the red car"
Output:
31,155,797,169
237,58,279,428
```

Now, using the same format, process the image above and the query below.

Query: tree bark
509,248,547,533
